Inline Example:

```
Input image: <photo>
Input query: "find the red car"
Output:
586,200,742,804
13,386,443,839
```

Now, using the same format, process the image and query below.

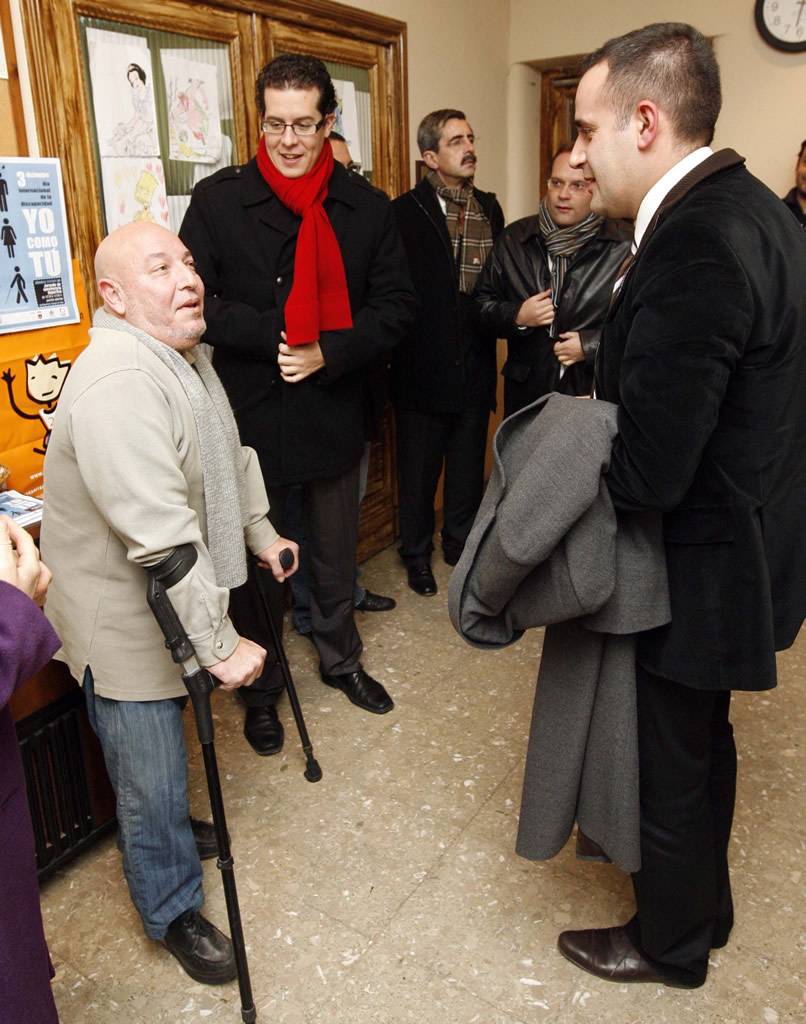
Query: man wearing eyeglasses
180,55,415,754
475,144,632,417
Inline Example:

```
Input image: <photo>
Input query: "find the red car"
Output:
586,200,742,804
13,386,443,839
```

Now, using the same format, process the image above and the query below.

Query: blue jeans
82,667,204,939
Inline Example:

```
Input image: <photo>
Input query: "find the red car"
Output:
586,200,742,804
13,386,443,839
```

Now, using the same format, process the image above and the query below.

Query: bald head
95,222,168,282
95,222,205,350
329,135,353,168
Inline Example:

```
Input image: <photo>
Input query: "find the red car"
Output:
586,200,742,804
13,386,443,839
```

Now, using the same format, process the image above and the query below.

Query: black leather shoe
355,589,397,612
557,926,701,988
443,550,460,567
407,563,437,596
162,909,236,985
190,817,228,861
243,705,284,756
320,667,394,714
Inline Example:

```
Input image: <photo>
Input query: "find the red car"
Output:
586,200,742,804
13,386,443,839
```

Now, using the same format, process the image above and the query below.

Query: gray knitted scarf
538,200,604,338
93,308,249,589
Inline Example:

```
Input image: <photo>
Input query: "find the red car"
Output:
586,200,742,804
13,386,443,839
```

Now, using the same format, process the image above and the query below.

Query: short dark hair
255,54,337,118
417,109,466,156
798,140,806,161
580,22,721,147
550,142,575,165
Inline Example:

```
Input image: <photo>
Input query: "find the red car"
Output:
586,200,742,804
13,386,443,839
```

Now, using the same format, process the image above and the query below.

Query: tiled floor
41,545,806,1023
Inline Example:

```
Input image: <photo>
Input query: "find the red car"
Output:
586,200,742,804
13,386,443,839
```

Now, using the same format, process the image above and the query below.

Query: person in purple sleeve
0,515,61,1024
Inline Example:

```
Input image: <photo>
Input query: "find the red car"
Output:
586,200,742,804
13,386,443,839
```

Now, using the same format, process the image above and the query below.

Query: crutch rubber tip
305,759,323,782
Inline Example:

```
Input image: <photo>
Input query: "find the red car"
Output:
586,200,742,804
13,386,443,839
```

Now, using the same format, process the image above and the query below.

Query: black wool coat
179,158,415,486
390,177,505,415
598,151,806,691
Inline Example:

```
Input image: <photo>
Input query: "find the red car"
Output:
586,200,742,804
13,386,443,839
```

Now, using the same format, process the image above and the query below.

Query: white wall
353,0,512,207
504,62,540,222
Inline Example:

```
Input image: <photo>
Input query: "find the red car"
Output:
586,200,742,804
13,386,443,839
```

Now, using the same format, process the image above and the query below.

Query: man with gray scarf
41,223,297,986
475,144,631,417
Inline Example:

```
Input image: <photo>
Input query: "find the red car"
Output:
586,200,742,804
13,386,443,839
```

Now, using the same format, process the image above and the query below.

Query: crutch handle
279,547,295,571
146,544,217,742
147,544,201,666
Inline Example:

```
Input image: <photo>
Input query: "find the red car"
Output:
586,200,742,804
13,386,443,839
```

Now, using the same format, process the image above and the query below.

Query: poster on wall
331,79,363,168
161,52,223,163
86,28,159,158
1,259,90,497
101,156,171,232
0,158,80,336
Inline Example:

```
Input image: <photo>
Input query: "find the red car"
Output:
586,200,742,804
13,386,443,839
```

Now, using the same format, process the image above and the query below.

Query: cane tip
305,760,323,782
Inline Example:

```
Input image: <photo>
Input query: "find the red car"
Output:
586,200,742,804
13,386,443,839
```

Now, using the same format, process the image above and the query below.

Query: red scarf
257,137,353,345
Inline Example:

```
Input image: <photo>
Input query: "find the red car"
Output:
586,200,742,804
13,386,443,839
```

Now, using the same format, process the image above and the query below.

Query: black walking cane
147,545,256,1024
252,548,322,783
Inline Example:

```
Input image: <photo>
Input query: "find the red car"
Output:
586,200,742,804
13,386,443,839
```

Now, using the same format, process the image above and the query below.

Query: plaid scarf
428,170,494,294
538,199,604,337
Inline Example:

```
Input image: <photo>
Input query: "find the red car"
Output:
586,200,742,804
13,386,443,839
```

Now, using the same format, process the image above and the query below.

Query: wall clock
755,0,806,51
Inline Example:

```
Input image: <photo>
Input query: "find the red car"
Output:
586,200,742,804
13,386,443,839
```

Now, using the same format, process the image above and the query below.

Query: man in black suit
555,22,806,989
391,110,504,596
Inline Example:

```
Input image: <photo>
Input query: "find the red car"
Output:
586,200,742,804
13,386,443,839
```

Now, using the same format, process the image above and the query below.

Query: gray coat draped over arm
448,393,671,871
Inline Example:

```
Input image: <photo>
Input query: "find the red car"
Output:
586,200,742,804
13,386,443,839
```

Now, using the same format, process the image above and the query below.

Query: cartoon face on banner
0,259,90,497
2,353,72,454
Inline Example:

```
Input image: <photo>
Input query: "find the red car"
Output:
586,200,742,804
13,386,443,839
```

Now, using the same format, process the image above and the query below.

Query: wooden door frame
539,63,581,187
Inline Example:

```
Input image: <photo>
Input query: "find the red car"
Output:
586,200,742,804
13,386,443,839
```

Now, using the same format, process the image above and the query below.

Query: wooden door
540,67,580,184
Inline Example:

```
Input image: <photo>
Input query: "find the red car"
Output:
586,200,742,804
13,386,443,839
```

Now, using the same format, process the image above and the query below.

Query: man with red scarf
180,56,415,755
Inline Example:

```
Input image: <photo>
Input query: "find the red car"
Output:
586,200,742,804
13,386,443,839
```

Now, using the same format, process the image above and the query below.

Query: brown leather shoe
557,926,701,988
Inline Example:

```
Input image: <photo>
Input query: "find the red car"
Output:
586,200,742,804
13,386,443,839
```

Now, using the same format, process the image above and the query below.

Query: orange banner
0,259,90,497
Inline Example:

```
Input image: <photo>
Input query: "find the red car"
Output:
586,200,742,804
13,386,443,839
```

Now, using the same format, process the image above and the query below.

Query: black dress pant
229,463,363,708
625,664,736,987
394,351,491,566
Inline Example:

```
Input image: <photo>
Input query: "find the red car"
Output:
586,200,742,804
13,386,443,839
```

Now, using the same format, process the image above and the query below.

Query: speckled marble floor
40,544,806,1024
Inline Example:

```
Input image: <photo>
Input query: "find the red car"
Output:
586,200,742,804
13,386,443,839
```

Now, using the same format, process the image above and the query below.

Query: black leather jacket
474,214,632,416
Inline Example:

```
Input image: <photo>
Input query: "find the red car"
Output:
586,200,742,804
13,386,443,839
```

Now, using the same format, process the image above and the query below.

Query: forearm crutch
147,545,256,1024
251,548,322,783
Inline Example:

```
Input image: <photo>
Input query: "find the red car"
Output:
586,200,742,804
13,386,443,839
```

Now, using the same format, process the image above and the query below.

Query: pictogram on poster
0,158,80,335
